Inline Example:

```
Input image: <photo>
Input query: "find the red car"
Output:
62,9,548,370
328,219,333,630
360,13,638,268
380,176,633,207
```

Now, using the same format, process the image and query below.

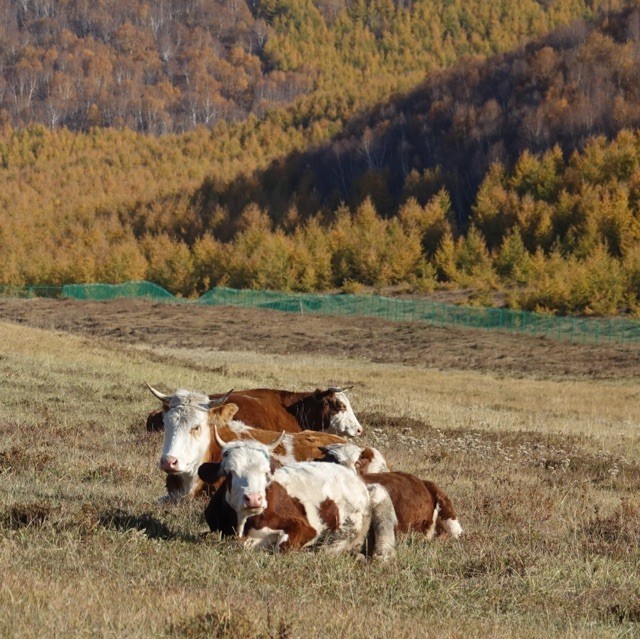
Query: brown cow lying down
319,443,463,539
146,386,363,437
197,429,397,559
147,384,348,503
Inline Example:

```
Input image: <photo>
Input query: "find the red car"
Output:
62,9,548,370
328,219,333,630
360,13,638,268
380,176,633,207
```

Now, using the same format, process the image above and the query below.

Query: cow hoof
373,550,396,562
275,532,289,551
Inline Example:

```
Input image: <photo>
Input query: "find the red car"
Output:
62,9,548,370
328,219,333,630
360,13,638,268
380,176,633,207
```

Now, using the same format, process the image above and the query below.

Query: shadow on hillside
98,509,199,542
189,5,640,236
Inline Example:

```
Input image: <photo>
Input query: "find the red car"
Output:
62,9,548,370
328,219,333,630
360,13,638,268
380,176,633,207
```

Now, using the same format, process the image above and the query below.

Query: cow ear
219,403,239,421
355,449,373,474
198,463,222,484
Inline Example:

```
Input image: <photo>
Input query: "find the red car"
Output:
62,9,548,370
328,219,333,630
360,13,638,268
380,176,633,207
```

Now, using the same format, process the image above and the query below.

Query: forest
2,0,640,315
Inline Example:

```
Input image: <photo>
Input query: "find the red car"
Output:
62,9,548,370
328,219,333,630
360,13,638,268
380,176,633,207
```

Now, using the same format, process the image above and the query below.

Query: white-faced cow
147,385,350,502
320,443,463,539
146,387,363,437
198,428,397,559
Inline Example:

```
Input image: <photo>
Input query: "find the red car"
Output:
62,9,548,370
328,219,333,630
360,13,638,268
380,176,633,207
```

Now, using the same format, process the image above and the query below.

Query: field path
1,297,639,380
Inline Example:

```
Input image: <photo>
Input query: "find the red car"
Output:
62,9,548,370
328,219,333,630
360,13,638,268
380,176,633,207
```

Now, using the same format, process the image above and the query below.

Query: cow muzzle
160,455,180,473
243,493,264,511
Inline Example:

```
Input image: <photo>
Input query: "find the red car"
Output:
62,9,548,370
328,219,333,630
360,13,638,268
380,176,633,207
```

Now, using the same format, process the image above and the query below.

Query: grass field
0,303,639,638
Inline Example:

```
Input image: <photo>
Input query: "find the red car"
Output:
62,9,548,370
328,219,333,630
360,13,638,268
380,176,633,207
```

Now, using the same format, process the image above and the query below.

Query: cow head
318,442,389,474
147,384,233,477
315,387,362,437
198,427,285,534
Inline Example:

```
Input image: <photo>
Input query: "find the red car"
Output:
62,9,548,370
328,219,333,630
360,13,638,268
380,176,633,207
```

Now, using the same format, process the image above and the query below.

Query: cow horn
266,431,286,452
213,423,228,449
328,385,354,393
146,382,171,402
207,389,234,409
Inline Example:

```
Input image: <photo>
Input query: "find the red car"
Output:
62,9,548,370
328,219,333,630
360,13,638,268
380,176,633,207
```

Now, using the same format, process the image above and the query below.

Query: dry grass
0,318,639,638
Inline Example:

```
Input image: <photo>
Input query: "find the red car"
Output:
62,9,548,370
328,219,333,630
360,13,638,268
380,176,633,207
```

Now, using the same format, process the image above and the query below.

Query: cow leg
366,483,397,560
278,519,317,551
243,527,290,550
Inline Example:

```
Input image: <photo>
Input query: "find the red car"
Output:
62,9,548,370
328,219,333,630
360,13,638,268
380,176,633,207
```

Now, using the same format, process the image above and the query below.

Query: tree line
0,0,602,133
3,1,640,316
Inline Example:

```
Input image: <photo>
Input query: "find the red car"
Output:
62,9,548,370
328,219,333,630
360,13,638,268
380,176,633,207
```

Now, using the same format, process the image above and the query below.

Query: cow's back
209,389,302,433
272,462,371,552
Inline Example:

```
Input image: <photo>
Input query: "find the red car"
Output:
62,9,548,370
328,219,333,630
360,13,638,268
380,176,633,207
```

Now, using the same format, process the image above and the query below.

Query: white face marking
219,440,272,519
160,390,211,475
328,392,363,437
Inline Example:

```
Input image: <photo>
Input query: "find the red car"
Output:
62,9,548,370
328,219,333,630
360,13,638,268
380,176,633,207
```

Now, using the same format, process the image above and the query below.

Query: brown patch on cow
364,472,438,534
246,482,317,550
292,431,345,461
355,448,375,474
270,458,282,474
424,480,458,526
318,498,340,532
208,389,303,433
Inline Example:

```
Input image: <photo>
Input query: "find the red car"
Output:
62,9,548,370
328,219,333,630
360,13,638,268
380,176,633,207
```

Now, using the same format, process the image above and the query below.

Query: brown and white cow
147,385,349,502
146,387,363,437
198,429,397,559
320,443,463,539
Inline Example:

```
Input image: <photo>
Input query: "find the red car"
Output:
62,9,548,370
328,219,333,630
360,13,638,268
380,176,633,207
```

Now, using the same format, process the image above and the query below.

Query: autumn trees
4,2,640,315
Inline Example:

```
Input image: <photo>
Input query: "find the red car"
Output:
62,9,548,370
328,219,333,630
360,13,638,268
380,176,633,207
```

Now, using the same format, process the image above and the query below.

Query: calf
198,429,396,559
147,384,348,502
146,386,363,437
320,443,463,539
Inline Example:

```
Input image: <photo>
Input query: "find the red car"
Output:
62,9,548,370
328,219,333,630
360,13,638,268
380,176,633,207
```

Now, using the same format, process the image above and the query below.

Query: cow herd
146,383,462,559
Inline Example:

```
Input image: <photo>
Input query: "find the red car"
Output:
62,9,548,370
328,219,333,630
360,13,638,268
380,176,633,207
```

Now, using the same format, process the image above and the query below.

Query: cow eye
191,425,201,434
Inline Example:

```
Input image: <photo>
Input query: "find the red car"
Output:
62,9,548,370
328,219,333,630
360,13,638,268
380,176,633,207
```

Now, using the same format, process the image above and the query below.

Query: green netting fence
61,281,175,300
1,281,640,344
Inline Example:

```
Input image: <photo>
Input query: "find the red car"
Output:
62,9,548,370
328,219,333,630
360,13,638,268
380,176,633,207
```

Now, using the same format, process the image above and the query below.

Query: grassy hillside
0,315,639,637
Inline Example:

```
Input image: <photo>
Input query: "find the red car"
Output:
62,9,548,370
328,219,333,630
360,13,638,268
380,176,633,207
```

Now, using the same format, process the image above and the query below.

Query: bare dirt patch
1,298,639,380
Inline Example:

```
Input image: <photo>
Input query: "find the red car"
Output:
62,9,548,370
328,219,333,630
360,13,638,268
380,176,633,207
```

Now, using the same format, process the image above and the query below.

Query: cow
319,443,463,539
146,384,350,502
197,428,397,559
146,386,363,437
